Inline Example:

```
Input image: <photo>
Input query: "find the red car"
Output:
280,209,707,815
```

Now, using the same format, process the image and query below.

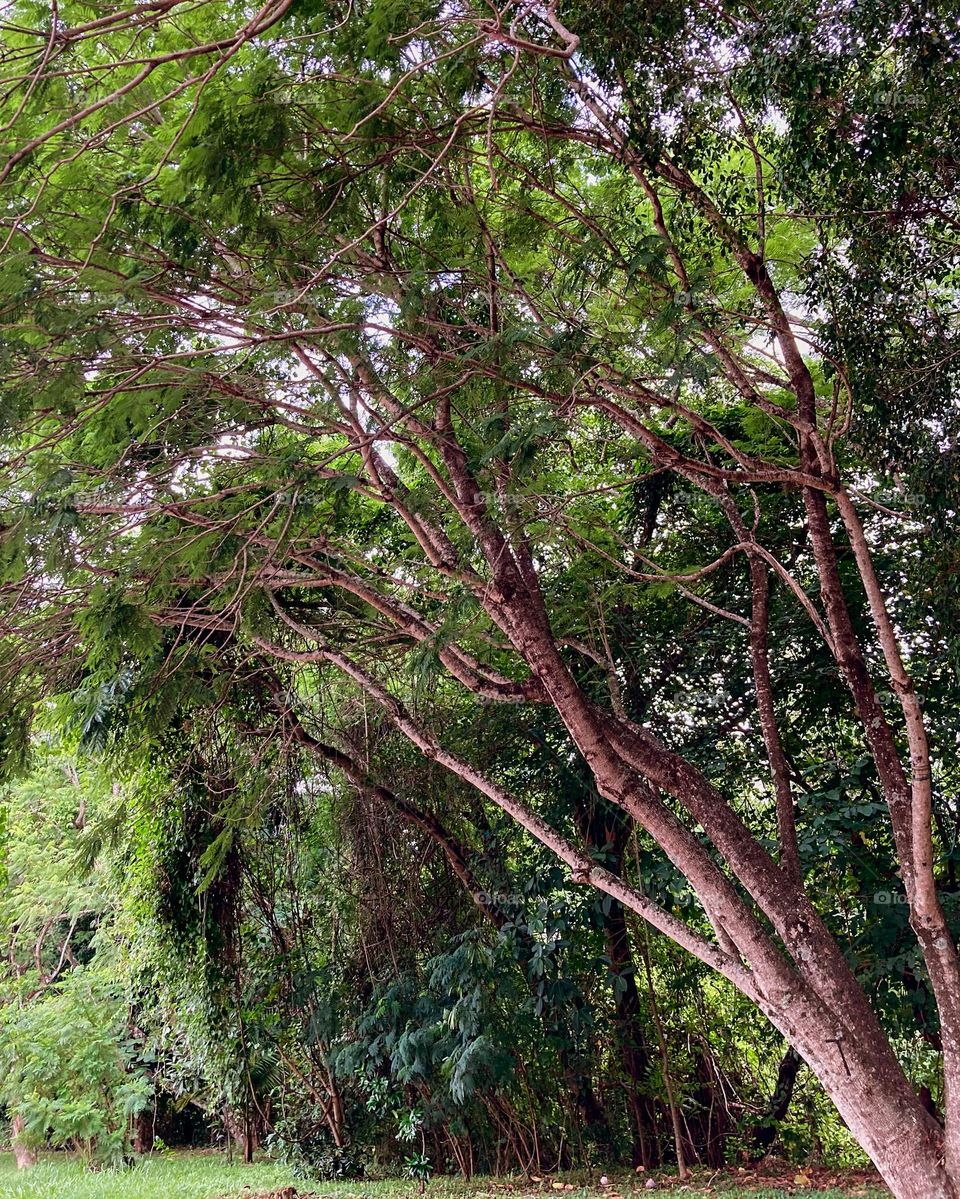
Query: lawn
0,1151,296,1199
0,1153,888,1199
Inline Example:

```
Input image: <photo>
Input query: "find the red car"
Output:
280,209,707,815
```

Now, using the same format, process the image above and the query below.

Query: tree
1,2,959,1195
0,751,151,1165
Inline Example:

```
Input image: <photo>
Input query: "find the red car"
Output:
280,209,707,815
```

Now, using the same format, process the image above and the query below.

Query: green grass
0,1150,296,1199
0,1153,887,1199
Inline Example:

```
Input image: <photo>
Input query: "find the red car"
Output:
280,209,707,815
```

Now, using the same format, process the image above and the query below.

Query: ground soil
239,1162,888,1199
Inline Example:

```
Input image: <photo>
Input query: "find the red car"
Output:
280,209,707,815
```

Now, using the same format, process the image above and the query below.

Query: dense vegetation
4,742,848,1178
0,2,959,1197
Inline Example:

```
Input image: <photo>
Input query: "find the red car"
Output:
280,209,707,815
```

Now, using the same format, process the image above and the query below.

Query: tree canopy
1,3,960,1197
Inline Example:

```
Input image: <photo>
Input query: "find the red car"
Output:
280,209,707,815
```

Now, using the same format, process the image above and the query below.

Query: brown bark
803,478,960,1180
222,1106,257,1163
132,1109,155,1155
11,1114,37,1169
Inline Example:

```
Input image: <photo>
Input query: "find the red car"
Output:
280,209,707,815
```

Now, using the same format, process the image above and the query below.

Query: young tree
1,3,959,1194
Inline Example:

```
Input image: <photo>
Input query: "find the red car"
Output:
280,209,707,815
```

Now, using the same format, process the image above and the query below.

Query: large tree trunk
312,628,959,1199
760,993,954,1199
481,590,958,1199
11,1114,37,1169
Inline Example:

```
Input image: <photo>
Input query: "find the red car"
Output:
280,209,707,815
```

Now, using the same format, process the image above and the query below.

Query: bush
0,974,151,1166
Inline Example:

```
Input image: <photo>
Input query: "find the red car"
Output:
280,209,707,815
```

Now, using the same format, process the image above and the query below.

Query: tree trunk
485,612,958,1199
750,1045,801,1160
132,1108,155,1155
11,1114,37,1169
223,1106,256,1163
762,1000,956,1199
266,532,960,1198
574,799,659,1167
602,900,660,1167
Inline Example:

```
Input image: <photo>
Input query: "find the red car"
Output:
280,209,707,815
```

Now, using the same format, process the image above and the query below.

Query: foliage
0,977,150,1167
1,1,959,1194
0,752,151,1165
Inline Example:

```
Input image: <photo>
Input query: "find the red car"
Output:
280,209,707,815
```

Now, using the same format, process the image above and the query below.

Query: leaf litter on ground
231,1162,888,1199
